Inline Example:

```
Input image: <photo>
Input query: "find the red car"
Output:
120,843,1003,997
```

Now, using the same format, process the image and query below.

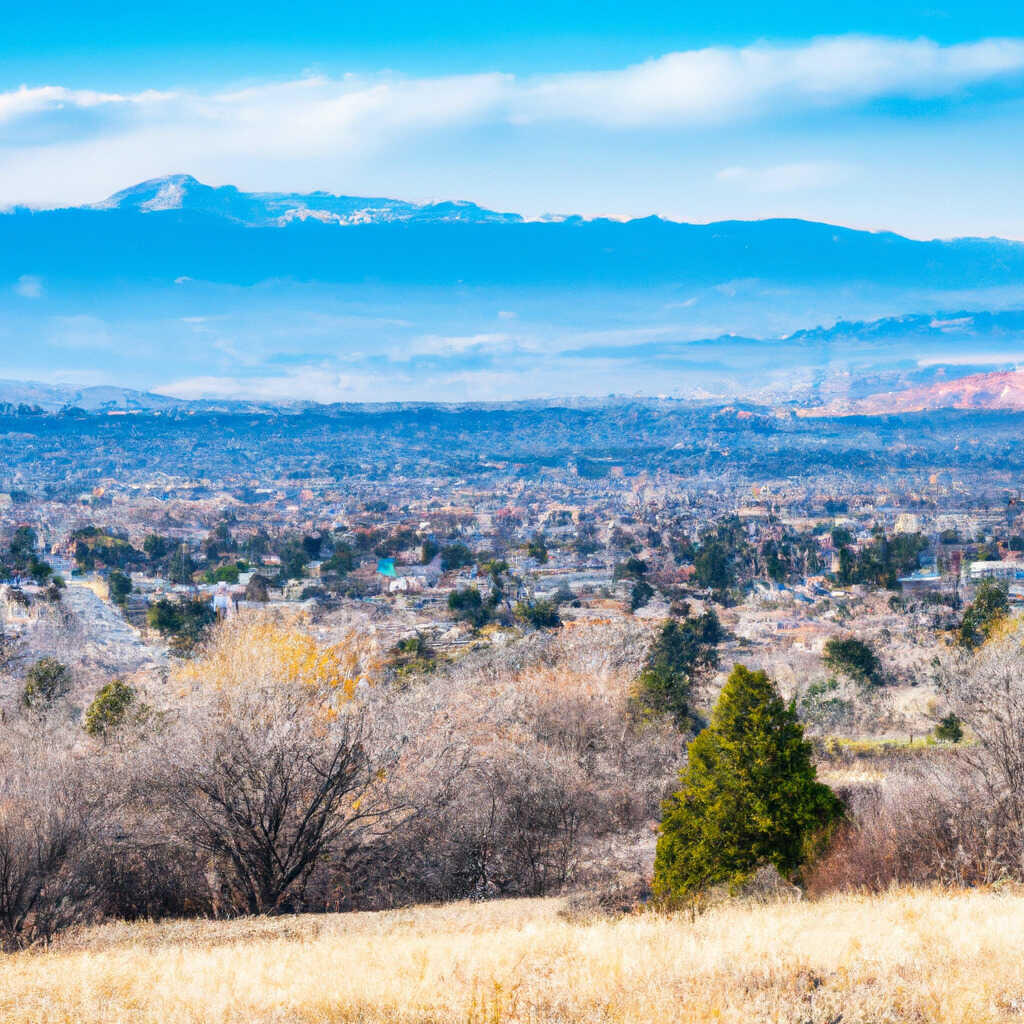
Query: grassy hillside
4,888,1024,1023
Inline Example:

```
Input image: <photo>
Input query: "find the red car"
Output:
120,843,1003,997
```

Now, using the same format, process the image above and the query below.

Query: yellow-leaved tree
174,610,382,707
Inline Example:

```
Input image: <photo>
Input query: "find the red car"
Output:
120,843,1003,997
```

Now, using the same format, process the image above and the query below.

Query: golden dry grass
4,888,1024,1023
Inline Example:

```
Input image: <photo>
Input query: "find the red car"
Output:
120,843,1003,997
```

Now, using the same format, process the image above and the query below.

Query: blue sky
5,1,1024,402
6,1,1024,84
3,2,1024,237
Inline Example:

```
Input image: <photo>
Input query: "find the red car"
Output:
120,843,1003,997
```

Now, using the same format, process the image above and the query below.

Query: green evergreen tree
634,611,721,728
84,679,138,738
934,712,964,743
108,569,133,606
22,657,72,708
653,664,842,900
958,579,1009,649
822,636,881,685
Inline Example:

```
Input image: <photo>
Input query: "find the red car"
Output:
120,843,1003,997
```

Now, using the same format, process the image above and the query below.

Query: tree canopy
959,580,1010,649
653,664,842,900
633,611,721,728
822,636,881,685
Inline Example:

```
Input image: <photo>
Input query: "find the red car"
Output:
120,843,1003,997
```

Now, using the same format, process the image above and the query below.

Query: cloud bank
2,35,1024,208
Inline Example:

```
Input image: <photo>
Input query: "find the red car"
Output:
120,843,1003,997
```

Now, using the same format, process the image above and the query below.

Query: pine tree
634,611,721,728
653,664,842,900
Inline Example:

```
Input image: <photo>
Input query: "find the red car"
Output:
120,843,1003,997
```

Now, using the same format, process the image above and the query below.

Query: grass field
4,888,1024,1023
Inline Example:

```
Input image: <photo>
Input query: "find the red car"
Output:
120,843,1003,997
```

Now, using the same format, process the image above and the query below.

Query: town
1,399,1020,747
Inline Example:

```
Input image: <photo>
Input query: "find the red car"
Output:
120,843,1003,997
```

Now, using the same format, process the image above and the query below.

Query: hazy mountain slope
5,177,1024,289
805,369,1024,416
0,380,187,412
92,175,526,227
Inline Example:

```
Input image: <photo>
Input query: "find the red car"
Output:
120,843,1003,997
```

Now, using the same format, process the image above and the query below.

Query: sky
5,1,1024,402
4,1,1024,238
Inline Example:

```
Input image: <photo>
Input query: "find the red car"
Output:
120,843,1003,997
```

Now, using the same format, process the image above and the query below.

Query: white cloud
163,366,365,402
1,36,1023,207
14,274,43,298
403,332,514,356
47,315,114,350
0,85,134,123
716,161,851,193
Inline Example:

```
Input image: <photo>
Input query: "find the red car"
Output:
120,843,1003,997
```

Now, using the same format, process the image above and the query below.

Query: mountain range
92,175,528,228
804,368,1024,416
5,174,1024,289
6,175,1024,405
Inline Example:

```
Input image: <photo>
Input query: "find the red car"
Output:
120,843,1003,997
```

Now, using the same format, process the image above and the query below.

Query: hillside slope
806,368,1024,415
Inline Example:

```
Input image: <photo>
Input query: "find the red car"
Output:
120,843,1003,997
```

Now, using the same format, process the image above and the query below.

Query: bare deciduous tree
160,685,394,915
939,634,1024,873
0,726,102,948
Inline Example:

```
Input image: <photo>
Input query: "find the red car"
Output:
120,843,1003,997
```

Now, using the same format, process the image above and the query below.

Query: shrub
155,659,399,915
390,633,437,679
514,599,562,630
84,680,138,738
805,768,1003,894
653,664,843,901
448,587,490,628
108,570,132,606
22,657,71,708
823,636,881,685
958,579,1009,648
0,727,103,949
934,712,964,743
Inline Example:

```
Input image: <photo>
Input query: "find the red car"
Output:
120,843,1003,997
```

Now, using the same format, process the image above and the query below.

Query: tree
4,525,53,584
448,587,489,628
9,525,37,564
959,580,1010,649
162,684,387,915
22,658,71,709
934,712,964,744
147,598,216,653
167,545,197,584
614,557,648,581
514,599,562,630
28,558,52,585
244,573,271,602
209,563,240,584
822,636,881,685
143,534,169,561
653,664,842,900
694,541,731,592
630,580,654,611
440,543,475,571
526,535,548,564
634,611,721,728
322,543,354,576
84,679,138,738
108,570,132,606
277,537,310,582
